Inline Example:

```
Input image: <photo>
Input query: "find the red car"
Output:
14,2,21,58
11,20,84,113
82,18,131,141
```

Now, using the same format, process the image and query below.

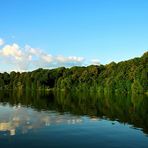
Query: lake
0,91,148,148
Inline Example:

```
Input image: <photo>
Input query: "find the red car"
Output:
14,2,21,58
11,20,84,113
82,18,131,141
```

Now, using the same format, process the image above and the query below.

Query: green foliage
132,80,144,94
0,52,147,94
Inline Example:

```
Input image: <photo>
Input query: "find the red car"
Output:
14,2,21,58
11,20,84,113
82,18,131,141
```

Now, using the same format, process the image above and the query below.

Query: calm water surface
0,91,148,148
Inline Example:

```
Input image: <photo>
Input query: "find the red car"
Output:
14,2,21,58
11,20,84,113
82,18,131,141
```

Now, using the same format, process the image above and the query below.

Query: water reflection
0,90,148,136
0,104,82,136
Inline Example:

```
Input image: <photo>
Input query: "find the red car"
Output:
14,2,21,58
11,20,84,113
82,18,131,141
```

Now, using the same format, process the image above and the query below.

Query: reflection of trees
0,90,148,135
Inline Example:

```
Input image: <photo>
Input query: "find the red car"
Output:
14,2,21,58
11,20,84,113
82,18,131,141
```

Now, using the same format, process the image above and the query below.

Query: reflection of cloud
0,122,16,136
10,129,15,136
90,116,100,121
0,122,10,131
0,105,83,136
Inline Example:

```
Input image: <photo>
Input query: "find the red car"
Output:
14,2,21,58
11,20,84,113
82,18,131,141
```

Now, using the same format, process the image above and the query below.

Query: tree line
0,52,147,94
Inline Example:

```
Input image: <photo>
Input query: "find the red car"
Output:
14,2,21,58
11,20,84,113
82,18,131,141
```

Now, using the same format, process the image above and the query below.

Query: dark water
0,91,148,148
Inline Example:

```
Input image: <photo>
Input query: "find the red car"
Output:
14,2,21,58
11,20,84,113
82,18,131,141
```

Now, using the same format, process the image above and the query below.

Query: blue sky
0,0,147,71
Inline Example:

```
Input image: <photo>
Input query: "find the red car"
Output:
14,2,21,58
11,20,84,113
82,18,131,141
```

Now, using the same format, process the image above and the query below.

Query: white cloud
0,43,85,72
0,38,4,46
0,40,102,72
90,59,100,65
0,43,22,60
56,55,84,63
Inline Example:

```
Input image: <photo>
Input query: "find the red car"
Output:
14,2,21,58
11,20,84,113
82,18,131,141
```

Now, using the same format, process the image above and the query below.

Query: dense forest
0,52,147,94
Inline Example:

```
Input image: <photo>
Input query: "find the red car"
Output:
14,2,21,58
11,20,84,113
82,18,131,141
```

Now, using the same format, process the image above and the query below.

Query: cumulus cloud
0,38,4,46
90,59,100,65
0,44,22,59
0,43,85,72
